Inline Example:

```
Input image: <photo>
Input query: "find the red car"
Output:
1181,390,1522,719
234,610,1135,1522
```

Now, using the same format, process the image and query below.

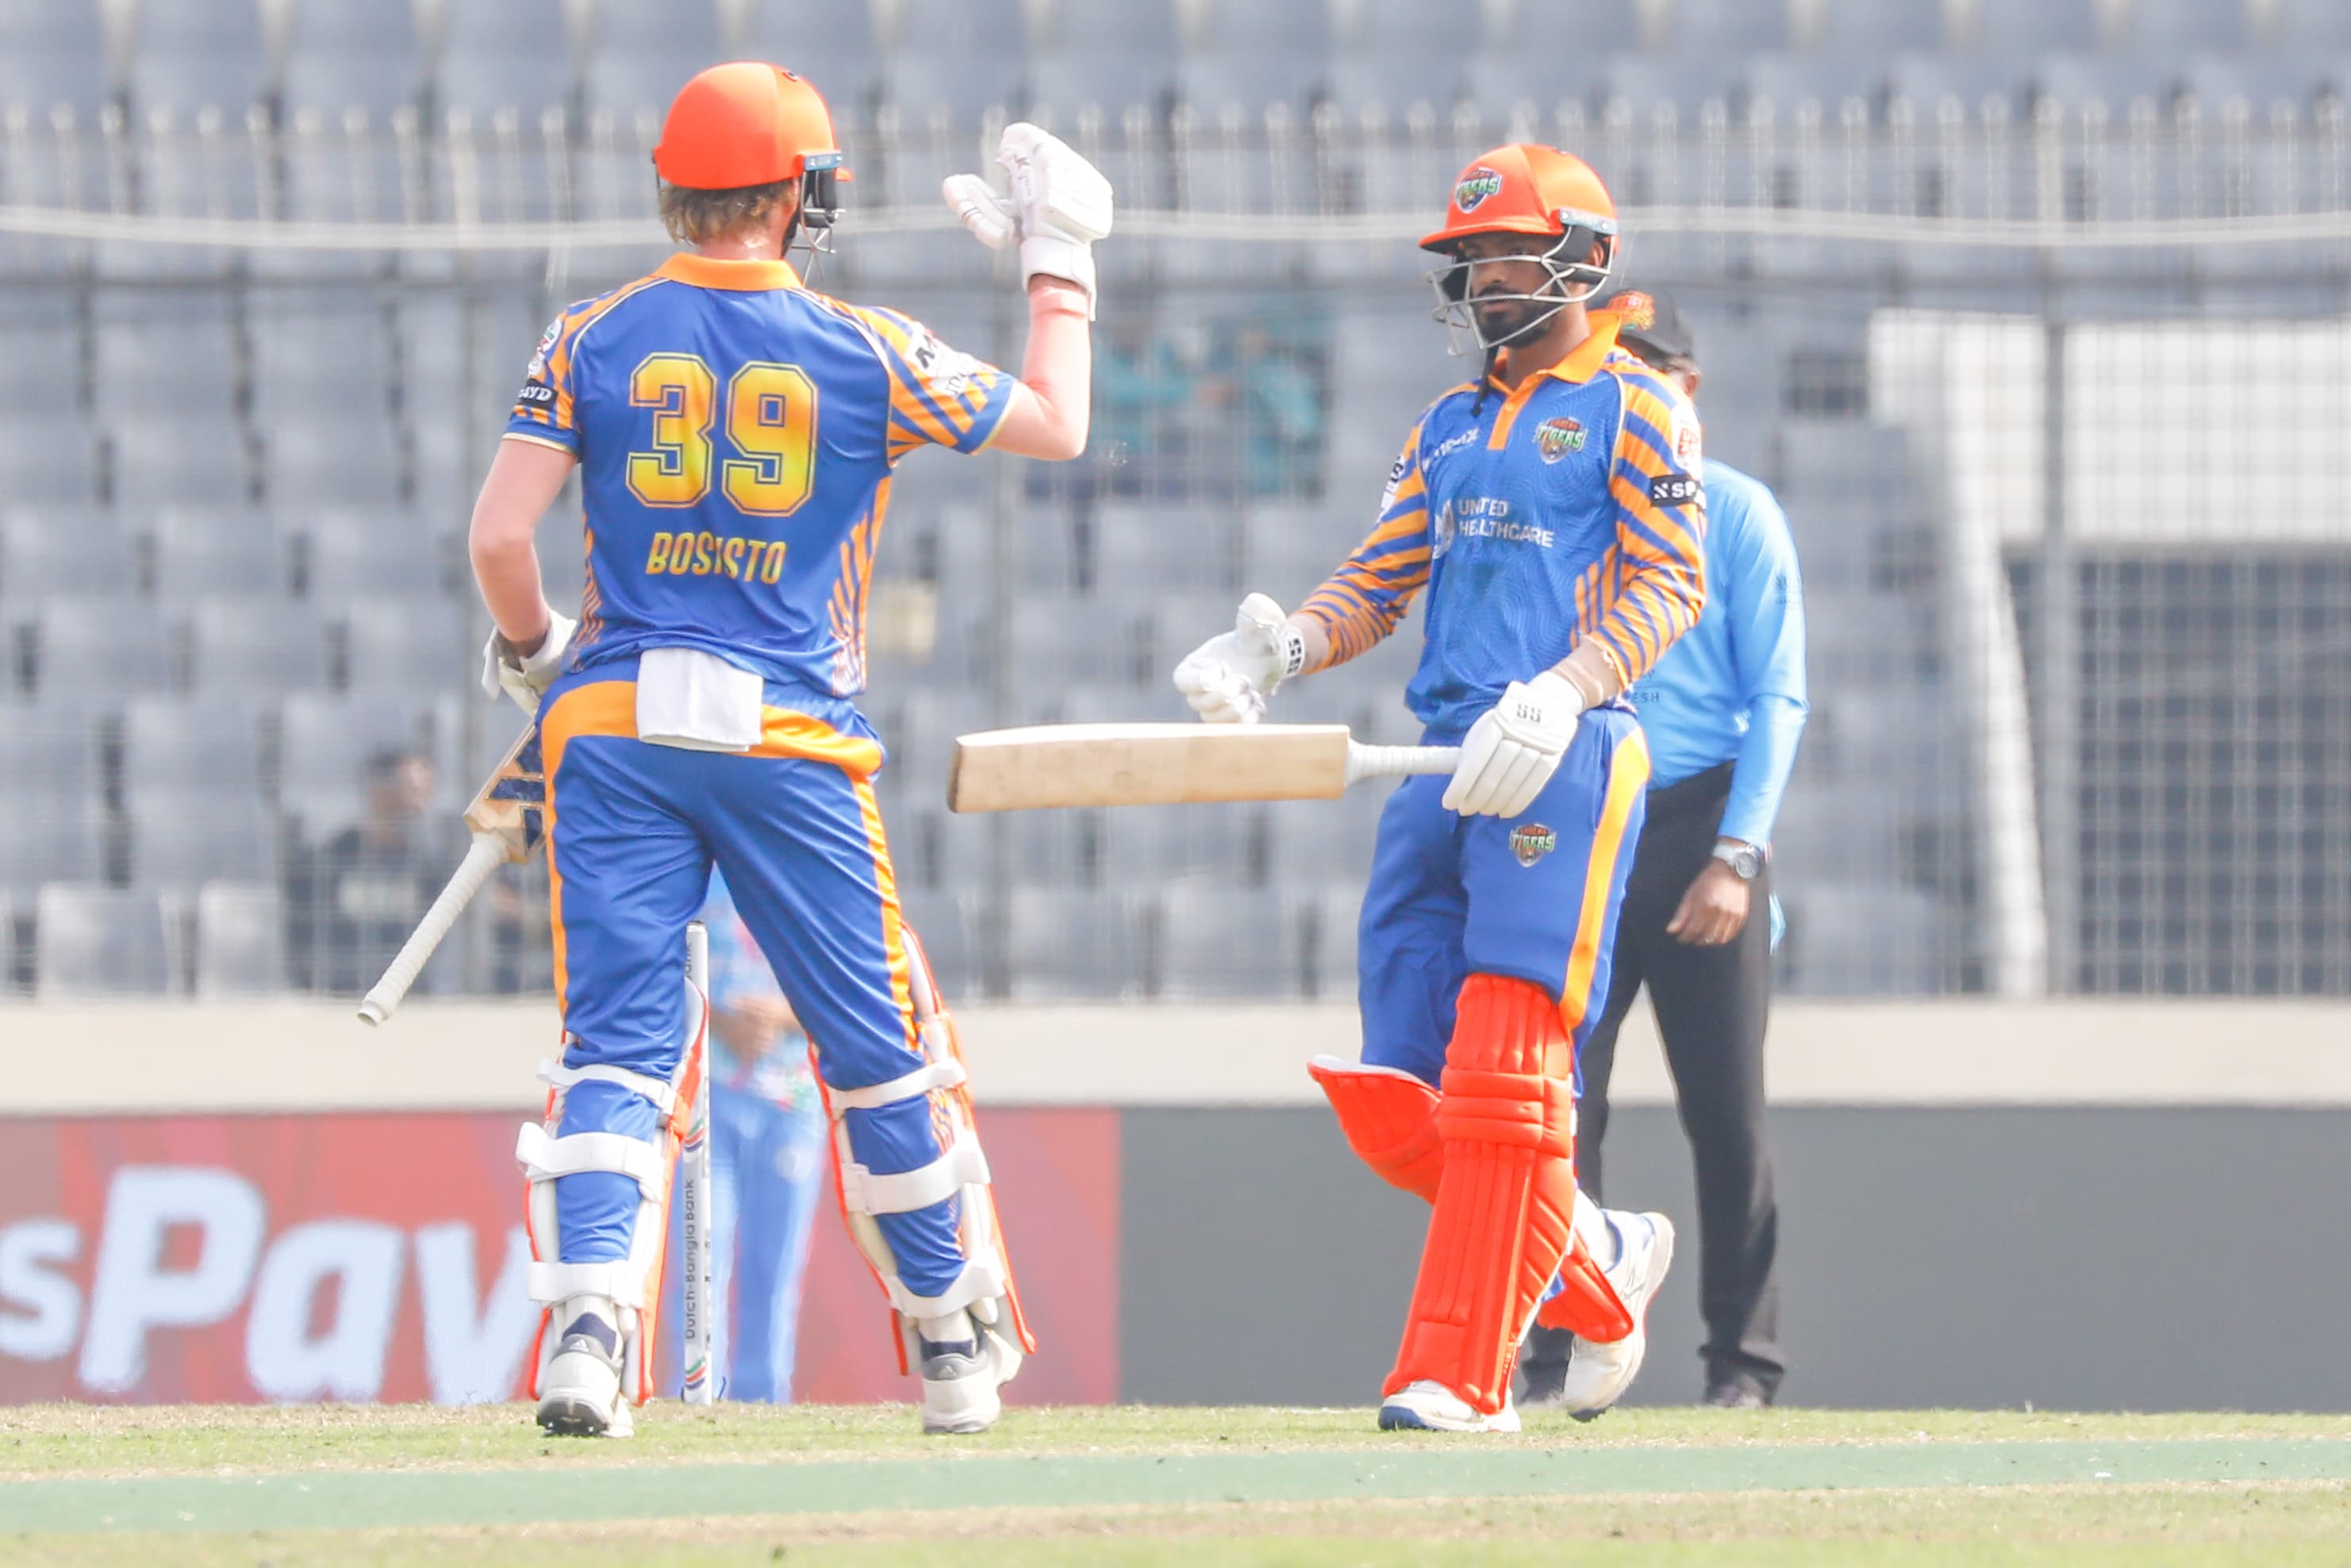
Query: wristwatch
1711,840,1765,881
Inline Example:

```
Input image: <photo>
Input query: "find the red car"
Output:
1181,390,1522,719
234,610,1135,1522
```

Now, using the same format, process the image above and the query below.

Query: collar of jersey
1491,313,1624,391
655,253,802,291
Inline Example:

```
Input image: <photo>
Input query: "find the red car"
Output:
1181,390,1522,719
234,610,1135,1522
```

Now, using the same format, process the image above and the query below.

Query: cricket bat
356,722,547,1025
947,723,1461,812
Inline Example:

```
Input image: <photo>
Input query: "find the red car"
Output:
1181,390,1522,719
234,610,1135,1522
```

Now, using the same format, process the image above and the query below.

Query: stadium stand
0,0,2327,998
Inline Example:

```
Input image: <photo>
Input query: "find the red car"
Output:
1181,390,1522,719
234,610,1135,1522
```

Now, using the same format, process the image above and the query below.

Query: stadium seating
34,884,180,996
0,0,2257,999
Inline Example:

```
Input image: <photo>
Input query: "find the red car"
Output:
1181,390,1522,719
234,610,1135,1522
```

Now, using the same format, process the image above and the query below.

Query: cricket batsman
467,62,1110,1437
1174,146,1706,1431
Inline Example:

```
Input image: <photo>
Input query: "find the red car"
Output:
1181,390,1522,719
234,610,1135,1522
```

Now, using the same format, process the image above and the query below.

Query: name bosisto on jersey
507,252,1012,719
1299,313,1708,742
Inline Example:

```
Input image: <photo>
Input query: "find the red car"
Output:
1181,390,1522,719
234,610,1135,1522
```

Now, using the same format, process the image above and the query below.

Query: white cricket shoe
1556,1210,1675,1422
917,1308,1024,1435
1377,1379,1523,1434
536,1297,632,1439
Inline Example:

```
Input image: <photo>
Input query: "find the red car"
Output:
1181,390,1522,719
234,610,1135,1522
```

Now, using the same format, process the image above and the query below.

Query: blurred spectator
1213,321,1325,498
1091,307,1197,498
284,747,448,994
663,870,828,1403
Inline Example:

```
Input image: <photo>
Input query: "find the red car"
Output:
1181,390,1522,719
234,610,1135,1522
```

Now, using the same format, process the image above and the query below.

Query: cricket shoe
917,1308,1024,1435
1377,1380,1523,1434
536,1299,632,1439
1557,1210,1675,1423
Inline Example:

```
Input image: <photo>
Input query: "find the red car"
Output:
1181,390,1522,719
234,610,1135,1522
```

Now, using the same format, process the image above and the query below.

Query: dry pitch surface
4,1404,2349,1566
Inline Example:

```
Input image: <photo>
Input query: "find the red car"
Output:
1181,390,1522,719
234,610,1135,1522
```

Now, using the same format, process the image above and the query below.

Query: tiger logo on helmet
1422,144,1619,357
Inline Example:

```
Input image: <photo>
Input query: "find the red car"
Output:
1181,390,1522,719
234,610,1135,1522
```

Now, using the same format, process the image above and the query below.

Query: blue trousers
1357,705,1651,1090
661,1082,827,1403
539,668,962,1303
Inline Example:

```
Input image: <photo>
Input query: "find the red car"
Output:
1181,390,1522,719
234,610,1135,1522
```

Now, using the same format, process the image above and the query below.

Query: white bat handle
355,832,508,1026
1344,742,1463,788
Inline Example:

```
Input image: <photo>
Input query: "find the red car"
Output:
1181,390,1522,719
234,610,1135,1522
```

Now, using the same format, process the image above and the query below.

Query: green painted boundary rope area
6,1439,2347,1535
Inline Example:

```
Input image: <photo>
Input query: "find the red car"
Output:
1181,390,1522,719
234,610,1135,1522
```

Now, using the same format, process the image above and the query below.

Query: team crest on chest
1509,823,1558,867
1535,416,1585,463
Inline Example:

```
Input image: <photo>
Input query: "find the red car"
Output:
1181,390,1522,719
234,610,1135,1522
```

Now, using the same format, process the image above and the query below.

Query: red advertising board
0,1109,1118,1406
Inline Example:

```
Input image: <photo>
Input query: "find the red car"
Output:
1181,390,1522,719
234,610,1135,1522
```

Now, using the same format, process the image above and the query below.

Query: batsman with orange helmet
468,62,1111,1438
1174,146,1707,1431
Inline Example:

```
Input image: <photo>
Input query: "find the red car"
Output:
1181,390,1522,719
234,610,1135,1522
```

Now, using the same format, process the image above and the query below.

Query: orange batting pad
1309,1058,1444,1201
1383,973,1585,1414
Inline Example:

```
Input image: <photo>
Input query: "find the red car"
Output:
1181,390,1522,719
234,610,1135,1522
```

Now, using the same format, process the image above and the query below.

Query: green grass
2,1405,2347,1566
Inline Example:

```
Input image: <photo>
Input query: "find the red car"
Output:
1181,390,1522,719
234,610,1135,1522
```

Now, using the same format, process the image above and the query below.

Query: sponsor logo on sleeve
515,380,555,410
1509,823,1558,867
1535,416,1585,463
524,317,561,382
1454,166,1504,213
1612,291,1657,330
1669,399,1702,463
1650,472,1701,507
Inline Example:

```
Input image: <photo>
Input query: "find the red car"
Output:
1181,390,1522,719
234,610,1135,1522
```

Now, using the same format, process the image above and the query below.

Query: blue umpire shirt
1623,456,1808,850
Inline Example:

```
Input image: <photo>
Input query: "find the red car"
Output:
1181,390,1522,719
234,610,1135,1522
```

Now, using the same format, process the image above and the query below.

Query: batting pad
1384,973,1584,1416
1309,1056,1444,1201
520,977,709,1408
825,928,1035,1378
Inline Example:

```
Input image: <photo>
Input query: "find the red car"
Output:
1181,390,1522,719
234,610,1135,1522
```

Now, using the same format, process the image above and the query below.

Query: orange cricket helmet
654,63,850,233
1421,144,1620,355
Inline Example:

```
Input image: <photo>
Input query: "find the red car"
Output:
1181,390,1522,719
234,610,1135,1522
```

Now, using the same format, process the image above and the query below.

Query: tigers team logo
1454,167,1504,213
1509,824,1558,867
1535,416,1585,463
1612,290,1658,331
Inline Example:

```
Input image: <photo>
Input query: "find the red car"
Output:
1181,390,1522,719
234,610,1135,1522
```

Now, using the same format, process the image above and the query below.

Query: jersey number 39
626,352,818,517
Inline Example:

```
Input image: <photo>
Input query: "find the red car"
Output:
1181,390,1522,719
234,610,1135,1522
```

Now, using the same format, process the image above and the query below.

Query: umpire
1521,288,1809,1409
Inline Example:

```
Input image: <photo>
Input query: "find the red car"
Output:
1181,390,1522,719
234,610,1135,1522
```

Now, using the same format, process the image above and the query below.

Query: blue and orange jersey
506,252,1016,698
1297,312,1708,740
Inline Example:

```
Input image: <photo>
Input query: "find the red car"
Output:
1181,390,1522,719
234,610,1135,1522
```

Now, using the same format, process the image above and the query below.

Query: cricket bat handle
356,831,508,1026
1343,742,1462,788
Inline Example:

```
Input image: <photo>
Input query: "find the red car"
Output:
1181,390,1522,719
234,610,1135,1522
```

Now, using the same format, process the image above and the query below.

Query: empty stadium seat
281,0,423,117
1158,883,1297,997
341,598,471,691
0,321,86,413
263,417,404,508
1024,49,1175,122
125,790,276,886
1004,886,1145,997
149,509,290,598
278,691,461,821
305,519,456,600
0,803,106,903
2121,0,2251,52
1099,804,1256,883
0,0,115,117
249,293,395,420
121,694,264,793
1966,0,2104,52
23,597,174,696
2273,0,2351,48
113,415,256,510
740,0,883,107
0,509,133,598
0,414,102,508
193,879,288,994
186,599,327,693
1304,883,1362,1001
435,0,578,118
34,884,181,996
1092,502,1241,597
1804,0,1950,51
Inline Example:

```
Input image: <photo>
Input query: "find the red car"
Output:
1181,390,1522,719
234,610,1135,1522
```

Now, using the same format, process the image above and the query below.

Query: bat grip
356,832,508,1026
1344,742,1463,786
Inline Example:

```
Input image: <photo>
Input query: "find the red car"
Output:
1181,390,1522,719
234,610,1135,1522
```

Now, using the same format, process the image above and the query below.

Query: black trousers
1519,762,1785,1397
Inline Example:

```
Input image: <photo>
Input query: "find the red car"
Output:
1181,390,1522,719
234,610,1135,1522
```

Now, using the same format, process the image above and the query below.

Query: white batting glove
479,609,576,717
943,123,1113,317
1442,671,1586,818
1171,593,1307,725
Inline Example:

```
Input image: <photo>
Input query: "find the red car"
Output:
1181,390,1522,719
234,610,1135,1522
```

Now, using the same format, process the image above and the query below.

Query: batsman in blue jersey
1520,287,1808,1412
467,63,1111,1439
1175,146,1705,1432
